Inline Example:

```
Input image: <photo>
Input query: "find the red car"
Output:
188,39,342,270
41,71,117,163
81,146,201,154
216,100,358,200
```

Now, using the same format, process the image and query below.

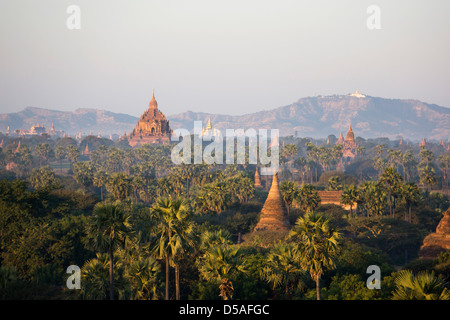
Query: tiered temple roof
128,89,172,146
337,124,358,159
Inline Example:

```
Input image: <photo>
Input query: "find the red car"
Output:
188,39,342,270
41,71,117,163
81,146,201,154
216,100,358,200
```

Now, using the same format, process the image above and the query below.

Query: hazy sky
1,0,449,117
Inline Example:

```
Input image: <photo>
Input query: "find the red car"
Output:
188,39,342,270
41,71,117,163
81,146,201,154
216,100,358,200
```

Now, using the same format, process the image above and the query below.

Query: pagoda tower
345,124,355,141
254,173,290,232
14,141,21,153
254,167,262,188
336,131,344,144
128,89,173,146
84,144,90,155
420,137,426,148
419,208,450,259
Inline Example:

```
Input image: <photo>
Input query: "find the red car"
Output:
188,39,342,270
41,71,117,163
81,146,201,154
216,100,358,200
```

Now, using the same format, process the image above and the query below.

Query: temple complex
201,118,221,139
128,89,172,146
336,124,358,160
254,173,291,232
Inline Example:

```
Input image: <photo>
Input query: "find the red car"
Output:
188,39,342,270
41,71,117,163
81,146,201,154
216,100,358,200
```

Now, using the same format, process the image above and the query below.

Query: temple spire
346,124,355,141
149,88,158,109
336,131,344,144
254,167,262,188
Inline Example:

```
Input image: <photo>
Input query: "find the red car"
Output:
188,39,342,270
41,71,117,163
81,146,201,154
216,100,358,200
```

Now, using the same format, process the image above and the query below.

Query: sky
0,0,449,117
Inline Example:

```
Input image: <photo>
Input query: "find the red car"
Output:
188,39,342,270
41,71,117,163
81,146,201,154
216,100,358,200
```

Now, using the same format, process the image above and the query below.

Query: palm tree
196,244,246,300
419,166,438,192
392,270,450,300
340,185,358,217
156,177,174,197
150,197,195,300
85,202,134,300
438,154,450,191
228,174,255,204
388,149,402,170
401,150,417,182
260,242,306,299
379,167,402,217
65,145,80,171
126,257,162,300
199,229,233,251
29,166,60,190
400,183,421,223
55,146,66,173
14,144,33,178
80,253,127,300
106,172,132,201
73,161,94,189
294,156,307,184
34,143,53,166
93,170,108,200
281,144,299,164
419,148,435,168
295,184,321,213
357,181,387,217
194,181,231,214
328,176,342,191
279,180,298,215
104,147,125,173
80,253,112,300
289,211,342,300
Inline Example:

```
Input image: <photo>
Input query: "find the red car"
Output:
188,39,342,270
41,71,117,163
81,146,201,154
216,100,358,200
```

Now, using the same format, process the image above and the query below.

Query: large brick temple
336,124,358,159
128,89,173,146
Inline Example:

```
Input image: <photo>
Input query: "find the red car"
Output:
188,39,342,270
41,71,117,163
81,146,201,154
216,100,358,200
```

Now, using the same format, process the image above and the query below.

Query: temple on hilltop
128,89,173,147
201,118,221,139
349,90,366,98
336,124,358,161
7,122,65,137
254,173,290,232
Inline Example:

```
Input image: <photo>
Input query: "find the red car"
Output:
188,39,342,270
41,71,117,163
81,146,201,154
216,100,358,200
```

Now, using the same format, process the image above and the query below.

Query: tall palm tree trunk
316,277,321,300
109,248,114,300
175,263,180,300
165,256,170,300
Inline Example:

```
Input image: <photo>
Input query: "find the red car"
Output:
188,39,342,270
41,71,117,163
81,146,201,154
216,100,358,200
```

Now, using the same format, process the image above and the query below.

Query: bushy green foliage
0,138,449,300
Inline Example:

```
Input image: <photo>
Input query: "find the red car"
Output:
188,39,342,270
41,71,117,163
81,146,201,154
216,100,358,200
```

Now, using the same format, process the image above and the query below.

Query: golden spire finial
149,88,158,109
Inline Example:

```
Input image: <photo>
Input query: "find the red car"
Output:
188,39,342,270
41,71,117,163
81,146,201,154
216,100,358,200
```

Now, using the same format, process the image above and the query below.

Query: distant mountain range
0,107,137,137
1,93,449,141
